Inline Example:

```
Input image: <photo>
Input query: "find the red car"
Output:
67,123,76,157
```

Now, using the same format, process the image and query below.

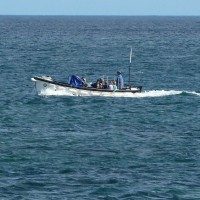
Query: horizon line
0,14,200,17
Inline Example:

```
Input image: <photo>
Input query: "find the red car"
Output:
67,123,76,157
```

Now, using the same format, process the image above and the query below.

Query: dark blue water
0,16,200,199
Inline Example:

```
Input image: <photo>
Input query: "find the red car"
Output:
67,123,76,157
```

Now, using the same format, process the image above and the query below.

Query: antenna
128,47,132,87
130,47,132,64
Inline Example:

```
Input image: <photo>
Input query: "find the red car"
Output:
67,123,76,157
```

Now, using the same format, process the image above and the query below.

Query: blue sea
0,16,200,199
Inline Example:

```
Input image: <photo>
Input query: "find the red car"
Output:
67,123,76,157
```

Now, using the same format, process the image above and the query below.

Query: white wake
38,89,200,98
132,90,183,98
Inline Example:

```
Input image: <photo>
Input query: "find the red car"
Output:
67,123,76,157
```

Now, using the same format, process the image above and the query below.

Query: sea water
0,16,200,199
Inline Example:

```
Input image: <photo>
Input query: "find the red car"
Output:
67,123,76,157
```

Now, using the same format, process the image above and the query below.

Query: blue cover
68,75,84,87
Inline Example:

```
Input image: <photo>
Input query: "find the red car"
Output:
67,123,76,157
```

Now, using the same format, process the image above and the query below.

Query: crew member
116,71,124,89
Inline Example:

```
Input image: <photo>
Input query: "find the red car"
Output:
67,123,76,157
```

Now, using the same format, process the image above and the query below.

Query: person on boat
116,71,124,89
95,77,104,89
103,80,108,89
91,77,106,89
81,77,88,87
108,81,114,90
96,80,100,88
113,81,117,91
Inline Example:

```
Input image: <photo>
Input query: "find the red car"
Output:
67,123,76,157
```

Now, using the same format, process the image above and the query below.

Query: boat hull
31,76,142,97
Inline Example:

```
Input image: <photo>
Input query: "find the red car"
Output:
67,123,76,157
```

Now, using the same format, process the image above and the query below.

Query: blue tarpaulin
68,75,84,87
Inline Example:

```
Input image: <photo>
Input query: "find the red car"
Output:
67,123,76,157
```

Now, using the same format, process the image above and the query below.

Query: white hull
31,76,142,97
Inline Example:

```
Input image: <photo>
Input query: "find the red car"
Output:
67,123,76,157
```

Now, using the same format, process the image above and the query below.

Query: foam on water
185,91,200,96
133,90,183,98
38,89,200,98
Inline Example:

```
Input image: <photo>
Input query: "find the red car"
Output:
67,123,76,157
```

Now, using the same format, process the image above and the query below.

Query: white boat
31,76,142,97
31,48,142,97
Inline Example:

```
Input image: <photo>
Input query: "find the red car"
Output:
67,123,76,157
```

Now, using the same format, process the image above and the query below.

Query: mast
128,47,132,87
